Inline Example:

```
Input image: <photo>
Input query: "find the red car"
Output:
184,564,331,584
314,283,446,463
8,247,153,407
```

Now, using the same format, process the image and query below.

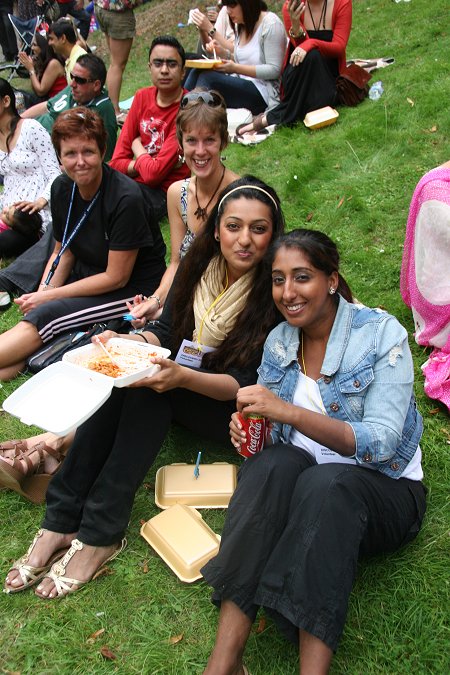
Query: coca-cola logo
247,419,264,454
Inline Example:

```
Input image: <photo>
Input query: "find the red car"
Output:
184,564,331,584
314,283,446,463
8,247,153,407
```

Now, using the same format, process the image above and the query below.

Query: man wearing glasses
110,35,190,224
22,54,117,163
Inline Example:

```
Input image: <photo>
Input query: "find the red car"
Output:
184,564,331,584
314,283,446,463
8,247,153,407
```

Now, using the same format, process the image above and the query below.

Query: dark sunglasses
71,73,95,85
149,58,181,70
180,91,224,109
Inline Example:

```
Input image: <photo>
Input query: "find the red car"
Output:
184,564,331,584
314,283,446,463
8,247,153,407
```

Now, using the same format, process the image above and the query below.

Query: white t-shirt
234,23,268,104
288,371,423,480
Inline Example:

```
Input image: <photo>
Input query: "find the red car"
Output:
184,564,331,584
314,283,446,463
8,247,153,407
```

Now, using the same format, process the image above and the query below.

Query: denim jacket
257,296,423,479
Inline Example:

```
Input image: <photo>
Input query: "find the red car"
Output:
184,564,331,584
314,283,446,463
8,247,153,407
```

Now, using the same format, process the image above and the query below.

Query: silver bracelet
149,295,161,308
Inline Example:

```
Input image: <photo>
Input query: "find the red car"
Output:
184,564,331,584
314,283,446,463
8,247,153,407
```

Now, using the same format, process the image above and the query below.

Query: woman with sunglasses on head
185,0,287,116
3,176,285,598
238,0,352,135
0,107,166,381
129,89,239,324
0,78,61,258
18,32,66,104
202,229,426,674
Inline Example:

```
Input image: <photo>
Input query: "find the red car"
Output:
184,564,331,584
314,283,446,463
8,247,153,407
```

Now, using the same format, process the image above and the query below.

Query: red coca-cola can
237,413,266,458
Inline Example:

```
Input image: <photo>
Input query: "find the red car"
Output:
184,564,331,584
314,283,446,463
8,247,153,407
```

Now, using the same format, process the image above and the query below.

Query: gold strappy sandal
4,529,69,594
39,537,127,599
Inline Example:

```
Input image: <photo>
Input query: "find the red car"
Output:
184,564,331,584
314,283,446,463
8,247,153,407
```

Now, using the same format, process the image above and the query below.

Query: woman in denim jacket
202,229,426,674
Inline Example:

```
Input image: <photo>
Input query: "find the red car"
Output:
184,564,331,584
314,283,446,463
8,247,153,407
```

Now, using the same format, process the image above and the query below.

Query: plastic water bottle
368,81,384,101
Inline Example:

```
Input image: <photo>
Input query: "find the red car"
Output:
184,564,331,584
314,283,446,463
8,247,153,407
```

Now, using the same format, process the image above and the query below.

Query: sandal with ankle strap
0,442,66,504
3,529,69,594
38,537,127,599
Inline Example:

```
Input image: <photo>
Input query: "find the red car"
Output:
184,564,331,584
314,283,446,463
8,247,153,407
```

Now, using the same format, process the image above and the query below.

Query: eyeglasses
149,59,181,70
71,73,95,85
180,91,224,109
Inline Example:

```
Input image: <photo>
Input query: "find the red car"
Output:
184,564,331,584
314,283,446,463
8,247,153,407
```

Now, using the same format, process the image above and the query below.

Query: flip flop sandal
376,57,395,68
236,113,268,137
38,537,127,599
4,529,69,594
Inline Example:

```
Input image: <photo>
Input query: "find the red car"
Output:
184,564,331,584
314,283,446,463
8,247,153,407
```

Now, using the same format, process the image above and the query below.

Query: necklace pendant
194,206,208,221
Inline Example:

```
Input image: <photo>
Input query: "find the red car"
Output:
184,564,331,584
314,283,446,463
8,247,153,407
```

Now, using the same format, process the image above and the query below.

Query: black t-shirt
51,164,166,289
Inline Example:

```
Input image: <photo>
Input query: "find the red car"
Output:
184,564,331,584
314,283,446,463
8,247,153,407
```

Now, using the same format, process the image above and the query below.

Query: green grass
1,0,449,672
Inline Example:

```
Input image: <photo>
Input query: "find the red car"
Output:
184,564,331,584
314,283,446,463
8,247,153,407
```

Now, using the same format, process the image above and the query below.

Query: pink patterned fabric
401,166,450,409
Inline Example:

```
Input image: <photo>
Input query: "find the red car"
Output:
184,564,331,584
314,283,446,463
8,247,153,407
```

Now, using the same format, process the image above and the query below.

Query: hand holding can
235,412,266,458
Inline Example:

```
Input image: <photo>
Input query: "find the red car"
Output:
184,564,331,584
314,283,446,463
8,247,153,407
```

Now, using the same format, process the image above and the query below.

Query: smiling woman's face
271,245,338,330
182,124,222,178
217,196,273,284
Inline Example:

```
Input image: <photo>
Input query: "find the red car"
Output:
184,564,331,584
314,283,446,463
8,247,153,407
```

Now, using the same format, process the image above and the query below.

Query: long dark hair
33,32,63,80
0,78,20,153
171,175,285,372
269,229,353,302
222,0,268,36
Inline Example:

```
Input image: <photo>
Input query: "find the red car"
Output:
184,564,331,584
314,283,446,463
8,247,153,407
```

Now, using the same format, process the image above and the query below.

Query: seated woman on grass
3,176,285,598
238,0,352,134
0,89,240,500
129,88,240,323
202,229,426,675
0,107,166,381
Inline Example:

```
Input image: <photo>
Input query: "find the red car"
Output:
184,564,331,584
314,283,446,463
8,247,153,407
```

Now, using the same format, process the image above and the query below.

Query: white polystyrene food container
3,340,171,436
303,106,339,129
62,338,171,387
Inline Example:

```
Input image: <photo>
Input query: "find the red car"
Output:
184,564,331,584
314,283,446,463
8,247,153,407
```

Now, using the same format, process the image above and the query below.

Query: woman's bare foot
35,540,124,599
5,530,76,592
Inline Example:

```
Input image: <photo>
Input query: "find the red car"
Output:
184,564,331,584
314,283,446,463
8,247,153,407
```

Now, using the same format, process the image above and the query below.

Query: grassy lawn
0,0,449,672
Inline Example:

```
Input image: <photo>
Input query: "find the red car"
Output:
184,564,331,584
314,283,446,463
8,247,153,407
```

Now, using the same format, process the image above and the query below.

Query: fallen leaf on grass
337,197,345,209
429,125,437,132
406,97,415,107
100,646,117,660
142,562,149,574
347,195,353,201
140,519,146,526
87,628,105,644
143,482,155,491
428,408,440,415
255,616,266,633
92,566,113,581
306,212,313,222
168,633,184,645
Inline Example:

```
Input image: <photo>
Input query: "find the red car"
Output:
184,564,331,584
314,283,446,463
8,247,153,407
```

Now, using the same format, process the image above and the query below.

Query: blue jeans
184,69,267,114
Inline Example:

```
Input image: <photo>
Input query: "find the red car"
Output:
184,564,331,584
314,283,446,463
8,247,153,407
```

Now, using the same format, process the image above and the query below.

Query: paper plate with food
185,58,222,69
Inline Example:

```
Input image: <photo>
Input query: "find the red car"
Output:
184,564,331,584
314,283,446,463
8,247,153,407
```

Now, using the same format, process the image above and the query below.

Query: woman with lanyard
202,229,426,674
129,88,240,324
237,0,352,134
0,107,166,381
0,89,237,500
3,175,285,597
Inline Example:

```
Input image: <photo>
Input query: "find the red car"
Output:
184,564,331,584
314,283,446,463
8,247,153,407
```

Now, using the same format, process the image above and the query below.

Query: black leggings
42,386,236,545
201,444,426,652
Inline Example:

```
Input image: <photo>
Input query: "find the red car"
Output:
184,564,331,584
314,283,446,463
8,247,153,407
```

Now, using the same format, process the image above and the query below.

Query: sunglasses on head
180,91,224,109
71,73,95,85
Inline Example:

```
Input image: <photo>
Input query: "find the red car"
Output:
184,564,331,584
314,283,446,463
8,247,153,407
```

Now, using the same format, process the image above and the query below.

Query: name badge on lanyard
175,339,216,368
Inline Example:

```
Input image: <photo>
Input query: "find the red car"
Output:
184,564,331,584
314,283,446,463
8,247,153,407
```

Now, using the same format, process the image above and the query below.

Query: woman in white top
0,78,61,257
185,0,287,115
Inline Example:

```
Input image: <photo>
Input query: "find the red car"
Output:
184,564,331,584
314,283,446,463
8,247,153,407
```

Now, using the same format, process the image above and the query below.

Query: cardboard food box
155,462,238,509
303,106,339,129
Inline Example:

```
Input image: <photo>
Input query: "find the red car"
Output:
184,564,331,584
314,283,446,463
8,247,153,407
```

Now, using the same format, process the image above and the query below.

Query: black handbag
336,64,372,106
26,323,107,374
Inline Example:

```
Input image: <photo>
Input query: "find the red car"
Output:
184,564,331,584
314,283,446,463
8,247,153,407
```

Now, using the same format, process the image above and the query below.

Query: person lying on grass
201,229,426,675
3,175,285,598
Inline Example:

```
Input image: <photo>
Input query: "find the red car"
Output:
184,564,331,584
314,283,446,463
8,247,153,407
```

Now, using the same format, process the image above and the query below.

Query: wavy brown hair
170,175,285,372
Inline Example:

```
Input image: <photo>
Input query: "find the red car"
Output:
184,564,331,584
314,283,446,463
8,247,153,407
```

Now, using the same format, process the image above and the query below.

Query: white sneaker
0,291,11,310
